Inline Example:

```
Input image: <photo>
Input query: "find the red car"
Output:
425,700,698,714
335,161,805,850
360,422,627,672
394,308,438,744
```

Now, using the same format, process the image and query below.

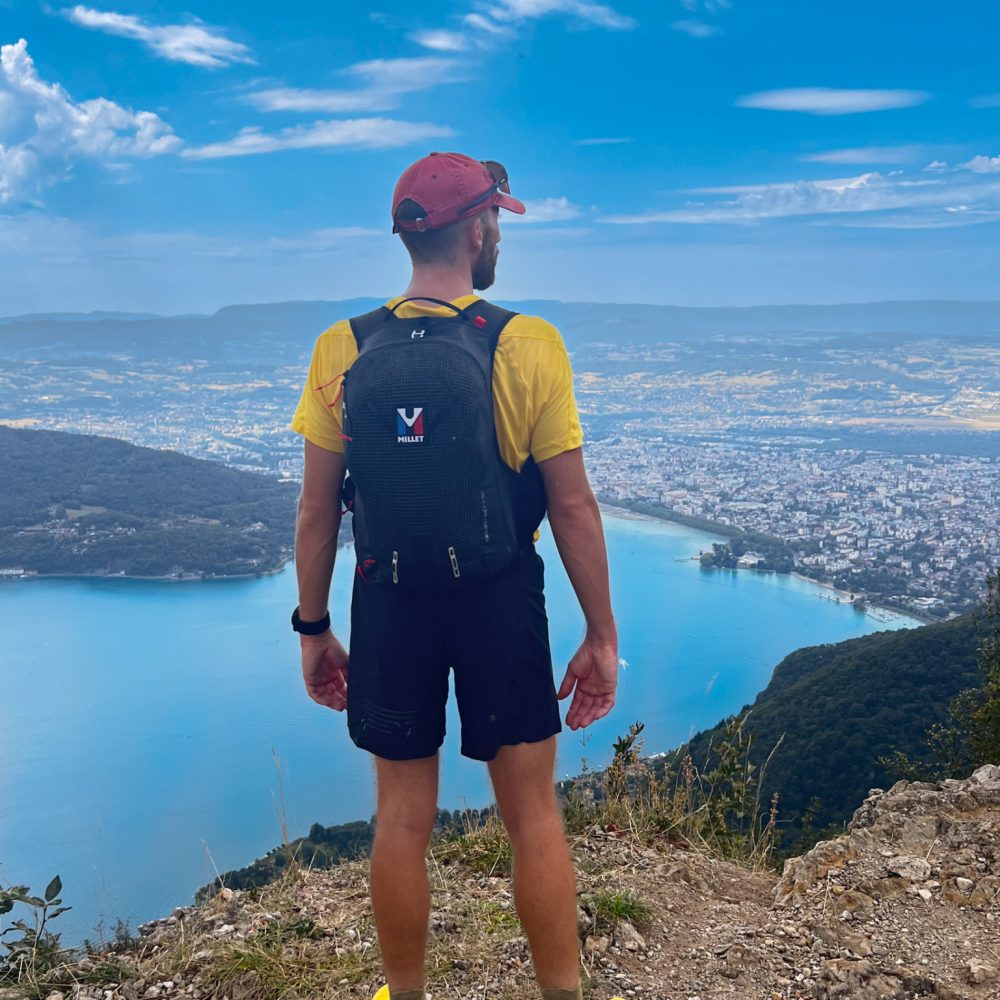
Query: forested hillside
0,427,297,577
682,609,983,846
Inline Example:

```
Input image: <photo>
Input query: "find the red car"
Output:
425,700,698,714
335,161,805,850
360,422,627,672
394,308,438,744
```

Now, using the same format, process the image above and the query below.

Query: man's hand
556,637,619,731
300,632,349,711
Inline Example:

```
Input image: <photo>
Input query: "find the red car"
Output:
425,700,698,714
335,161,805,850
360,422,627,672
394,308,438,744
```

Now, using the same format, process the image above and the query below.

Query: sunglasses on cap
456,160,512,216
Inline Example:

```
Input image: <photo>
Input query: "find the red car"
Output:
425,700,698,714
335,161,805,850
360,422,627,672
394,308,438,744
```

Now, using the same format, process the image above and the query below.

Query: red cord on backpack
313,371,347,408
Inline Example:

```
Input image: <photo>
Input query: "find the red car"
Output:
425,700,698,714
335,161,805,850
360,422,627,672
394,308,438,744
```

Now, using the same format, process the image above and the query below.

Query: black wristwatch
291,606,331,636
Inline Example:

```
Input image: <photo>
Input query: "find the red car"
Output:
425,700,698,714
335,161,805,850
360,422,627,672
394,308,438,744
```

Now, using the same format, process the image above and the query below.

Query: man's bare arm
296,440,345,619
537,447,618,730
295,440,349,711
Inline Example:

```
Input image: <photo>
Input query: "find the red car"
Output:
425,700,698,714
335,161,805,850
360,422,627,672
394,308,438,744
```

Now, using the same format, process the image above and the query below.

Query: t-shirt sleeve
290,323,358,453
527,324,584,464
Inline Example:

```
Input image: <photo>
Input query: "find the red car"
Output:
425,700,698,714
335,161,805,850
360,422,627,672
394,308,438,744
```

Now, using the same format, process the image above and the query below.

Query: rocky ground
15,766,1000,1000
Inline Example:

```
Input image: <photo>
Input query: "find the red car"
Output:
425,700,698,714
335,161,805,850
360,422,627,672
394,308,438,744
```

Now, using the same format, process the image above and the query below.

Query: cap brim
496,192,526,215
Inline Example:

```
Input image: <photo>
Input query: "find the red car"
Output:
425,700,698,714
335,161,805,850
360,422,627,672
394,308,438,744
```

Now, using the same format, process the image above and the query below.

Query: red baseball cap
392,152,527,233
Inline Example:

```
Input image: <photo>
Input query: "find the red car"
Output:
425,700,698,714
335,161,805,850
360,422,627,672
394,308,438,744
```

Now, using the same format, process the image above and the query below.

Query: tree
882,566,1000,780
961,565,1000,765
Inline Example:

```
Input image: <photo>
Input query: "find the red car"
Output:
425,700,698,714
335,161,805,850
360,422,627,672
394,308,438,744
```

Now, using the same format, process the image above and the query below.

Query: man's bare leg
487,737,580,992
370,752,439,996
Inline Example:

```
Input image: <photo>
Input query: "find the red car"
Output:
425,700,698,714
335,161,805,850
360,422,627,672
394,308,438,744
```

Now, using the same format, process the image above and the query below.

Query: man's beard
472,239,498,291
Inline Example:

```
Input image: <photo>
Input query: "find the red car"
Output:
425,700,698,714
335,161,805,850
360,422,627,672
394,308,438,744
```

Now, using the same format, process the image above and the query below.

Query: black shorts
346,546,562,762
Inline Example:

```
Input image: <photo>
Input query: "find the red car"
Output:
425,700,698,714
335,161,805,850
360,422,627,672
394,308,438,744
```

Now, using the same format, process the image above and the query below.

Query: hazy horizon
4,294,1000,325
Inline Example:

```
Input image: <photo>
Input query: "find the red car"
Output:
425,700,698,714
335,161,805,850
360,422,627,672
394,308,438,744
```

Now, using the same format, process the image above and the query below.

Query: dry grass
563,714,782,874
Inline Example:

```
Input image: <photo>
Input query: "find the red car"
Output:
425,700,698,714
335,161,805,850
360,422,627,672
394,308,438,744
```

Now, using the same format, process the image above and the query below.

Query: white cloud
829,207,1000,230
675,0,729,34
504,196,582,222
576,136,632,145
960,154,1000,174
736,87,931,115
181,117,454,160
410,29,468,51
248,57,464,115
413,0,634,57
457,0,635,37
60,5,255,68
485,1,636,29
971,93,1000,109
602,169,1000,227
801,146,922,165
462,12,512,34
346,57,464,91
672,19,719,37
0,144,37,206
0,38,180,205
681,0,731,11
258,227,384,251
247,87,391,114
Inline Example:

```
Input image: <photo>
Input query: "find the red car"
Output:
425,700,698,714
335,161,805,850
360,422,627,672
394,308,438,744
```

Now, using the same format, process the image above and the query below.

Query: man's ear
469,215,485,252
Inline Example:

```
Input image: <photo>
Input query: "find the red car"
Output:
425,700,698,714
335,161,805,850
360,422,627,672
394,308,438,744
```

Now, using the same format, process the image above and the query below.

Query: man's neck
401,264,474,304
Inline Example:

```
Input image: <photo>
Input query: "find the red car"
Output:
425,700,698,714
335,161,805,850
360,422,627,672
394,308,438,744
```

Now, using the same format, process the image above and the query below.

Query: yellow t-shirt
290,295,583,469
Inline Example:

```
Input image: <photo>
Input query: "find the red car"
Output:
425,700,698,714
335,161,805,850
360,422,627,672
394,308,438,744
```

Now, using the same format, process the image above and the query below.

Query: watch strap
291,606,331,636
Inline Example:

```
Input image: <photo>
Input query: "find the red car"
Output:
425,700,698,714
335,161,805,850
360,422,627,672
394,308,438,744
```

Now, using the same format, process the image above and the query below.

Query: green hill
0,426,298,578
681,610,983,846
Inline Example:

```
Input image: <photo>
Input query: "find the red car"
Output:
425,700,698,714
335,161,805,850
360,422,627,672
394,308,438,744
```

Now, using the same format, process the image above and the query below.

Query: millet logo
396,407,425,443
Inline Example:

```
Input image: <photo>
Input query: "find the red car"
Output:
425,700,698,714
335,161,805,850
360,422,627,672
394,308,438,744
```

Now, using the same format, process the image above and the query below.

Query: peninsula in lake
0,426,297,579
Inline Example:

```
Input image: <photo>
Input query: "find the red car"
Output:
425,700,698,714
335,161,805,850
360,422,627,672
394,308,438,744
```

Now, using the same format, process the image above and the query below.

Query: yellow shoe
372,988,390,1000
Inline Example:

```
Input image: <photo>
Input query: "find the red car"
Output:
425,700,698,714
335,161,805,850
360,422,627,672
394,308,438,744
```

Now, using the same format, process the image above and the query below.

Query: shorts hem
349,730,444,762
461,722,562,763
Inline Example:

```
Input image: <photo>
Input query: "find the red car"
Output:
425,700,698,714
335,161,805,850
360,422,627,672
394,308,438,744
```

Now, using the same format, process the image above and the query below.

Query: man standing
290,152,618,1000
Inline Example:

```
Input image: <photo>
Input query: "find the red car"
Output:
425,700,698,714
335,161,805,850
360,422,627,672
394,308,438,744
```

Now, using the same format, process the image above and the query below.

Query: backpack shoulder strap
348,306,393,349
466,300,519,360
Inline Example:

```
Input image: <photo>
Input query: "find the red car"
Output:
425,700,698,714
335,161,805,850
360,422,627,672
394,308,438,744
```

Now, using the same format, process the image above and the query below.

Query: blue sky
2,0,999,313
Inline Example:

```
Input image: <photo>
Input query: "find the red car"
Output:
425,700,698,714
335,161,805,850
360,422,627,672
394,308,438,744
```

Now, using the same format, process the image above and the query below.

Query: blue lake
0,513,918,944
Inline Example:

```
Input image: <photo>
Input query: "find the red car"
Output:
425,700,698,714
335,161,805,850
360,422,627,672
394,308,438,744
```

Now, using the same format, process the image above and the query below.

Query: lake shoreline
598,499,941,626
1,565,287,583
1,506,950,626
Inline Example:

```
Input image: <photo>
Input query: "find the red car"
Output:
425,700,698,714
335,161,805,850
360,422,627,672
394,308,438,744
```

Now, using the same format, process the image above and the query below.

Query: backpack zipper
392,550,399,584
448,546,461,578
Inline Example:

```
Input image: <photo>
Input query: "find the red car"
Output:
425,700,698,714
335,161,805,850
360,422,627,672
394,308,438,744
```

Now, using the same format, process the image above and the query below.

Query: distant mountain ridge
0,298,996,358
0,310,161,326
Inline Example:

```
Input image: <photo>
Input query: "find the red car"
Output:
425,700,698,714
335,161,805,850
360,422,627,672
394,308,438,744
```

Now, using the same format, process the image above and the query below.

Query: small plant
0,875,72,987
690,713,782,866
587,890,651,930
254,916,324,946
474,900,518,934
439,814,513,876
606,721,645,804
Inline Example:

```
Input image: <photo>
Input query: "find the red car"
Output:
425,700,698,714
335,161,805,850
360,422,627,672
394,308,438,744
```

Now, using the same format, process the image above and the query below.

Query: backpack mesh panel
345,337,516,588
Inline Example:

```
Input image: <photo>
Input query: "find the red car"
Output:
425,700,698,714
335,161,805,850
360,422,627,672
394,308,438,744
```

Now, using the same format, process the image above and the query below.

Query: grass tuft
587,890,652,931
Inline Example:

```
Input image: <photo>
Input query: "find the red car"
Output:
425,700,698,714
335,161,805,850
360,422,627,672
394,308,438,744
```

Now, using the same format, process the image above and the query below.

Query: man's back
292,294,583,476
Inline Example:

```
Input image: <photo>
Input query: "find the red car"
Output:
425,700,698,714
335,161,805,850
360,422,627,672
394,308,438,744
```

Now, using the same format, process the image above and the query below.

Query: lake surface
0,514,918,944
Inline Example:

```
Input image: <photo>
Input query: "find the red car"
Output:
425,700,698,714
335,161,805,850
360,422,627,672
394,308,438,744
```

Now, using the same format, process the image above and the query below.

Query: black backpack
342,297,546,590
